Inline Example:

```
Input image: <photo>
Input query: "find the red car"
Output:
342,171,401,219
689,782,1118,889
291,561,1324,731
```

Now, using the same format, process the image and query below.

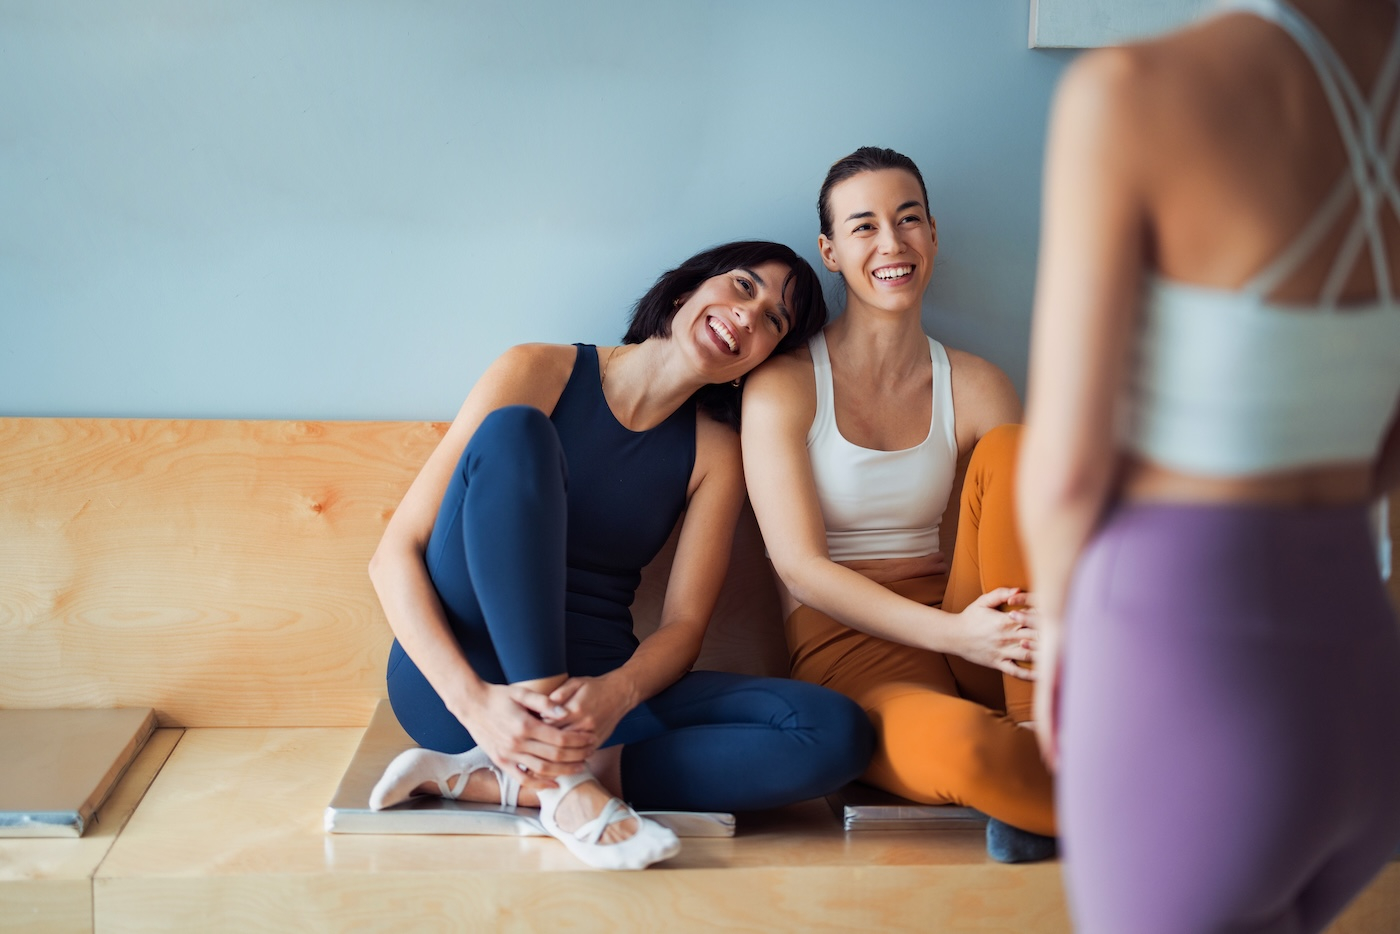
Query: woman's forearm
604,621,707,709
779,553,968,655
368,542,488,718
1016,451,1114,621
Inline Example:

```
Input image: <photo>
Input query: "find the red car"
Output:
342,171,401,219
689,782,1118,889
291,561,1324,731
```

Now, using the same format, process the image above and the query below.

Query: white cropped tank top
807,331,958,561
1124,0,1400,476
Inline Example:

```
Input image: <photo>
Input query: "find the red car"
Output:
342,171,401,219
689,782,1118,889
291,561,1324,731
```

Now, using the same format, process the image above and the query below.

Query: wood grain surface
0,419,445,727
89,726,1400,932
0,417,788,727
2,417,1396,727
95,727,1073,933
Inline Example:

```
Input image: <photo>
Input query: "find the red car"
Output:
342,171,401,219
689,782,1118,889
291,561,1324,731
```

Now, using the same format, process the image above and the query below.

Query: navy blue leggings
386,407,873,812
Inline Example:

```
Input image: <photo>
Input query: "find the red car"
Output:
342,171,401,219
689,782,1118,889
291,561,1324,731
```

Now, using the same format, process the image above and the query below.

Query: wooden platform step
4,726,1398,931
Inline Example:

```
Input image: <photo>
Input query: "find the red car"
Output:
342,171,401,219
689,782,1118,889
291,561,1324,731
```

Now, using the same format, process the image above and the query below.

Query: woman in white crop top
742,147,1057,863
1019,0,1400,930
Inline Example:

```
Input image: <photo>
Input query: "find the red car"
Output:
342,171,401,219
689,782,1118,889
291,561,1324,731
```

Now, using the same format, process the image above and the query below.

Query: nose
732,303,755,332
876,223,902,254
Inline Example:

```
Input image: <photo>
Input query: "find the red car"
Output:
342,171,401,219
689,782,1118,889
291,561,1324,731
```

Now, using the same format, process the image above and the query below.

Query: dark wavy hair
818,146,930,239
623,240,827,428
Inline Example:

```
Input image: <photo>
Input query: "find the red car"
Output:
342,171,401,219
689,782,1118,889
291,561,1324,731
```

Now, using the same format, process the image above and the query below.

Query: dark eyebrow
845,201,925,224
742,267,792,328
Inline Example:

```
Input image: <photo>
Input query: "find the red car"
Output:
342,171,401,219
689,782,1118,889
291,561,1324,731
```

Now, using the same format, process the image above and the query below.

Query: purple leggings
1059,501,1400,934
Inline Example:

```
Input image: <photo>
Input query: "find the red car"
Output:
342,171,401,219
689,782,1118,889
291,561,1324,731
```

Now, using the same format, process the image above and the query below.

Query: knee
874,697,1000,787
794,684,876,782
475,405,556,450
968,422,1021,476
465,406,564,481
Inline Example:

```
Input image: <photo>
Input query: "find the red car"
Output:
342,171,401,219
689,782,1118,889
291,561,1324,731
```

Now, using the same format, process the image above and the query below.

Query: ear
673,289,695,310
929,215,938,250
818,234,840,273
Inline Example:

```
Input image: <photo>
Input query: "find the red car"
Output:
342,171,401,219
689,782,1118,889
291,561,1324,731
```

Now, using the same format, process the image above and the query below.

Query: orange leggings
785,424,1055,835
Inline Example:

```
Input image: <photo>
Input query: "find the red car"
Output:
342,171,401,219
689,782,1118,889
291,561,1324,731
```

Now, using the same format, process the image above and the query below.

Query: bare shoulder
1052,42,1157,146
743,345,815,408
945,346,1022,445
455,341,581,419
741,346,817,441
1061,15,1283,140
946,347,1017,402
493,342,578,378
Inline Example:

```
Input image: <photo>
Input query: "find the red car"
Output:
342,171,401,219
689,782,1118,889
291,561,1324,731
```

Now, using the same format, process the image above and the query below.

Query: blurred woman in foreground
1020,1,1400,929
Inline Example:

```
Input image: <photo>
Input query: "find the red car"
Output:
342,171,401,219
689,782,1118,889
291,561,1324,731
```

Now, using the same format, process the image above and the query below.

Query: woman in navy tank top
366,240,874,870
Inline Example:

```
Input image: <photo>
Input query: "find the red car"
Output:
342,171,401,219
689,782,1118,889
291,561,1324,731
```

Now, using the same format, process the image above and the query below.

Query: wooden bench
2,417,1397,932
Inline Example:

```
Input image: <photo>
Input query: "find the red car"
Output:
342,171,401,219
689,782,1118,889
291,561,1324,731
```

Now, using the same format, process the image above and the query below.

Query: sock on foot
985,817,1057,863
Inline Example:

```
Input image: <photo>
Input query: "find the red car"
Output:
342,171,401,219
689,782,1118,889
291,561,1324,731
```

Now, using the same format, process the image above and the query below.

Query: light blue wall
0,1,1073,420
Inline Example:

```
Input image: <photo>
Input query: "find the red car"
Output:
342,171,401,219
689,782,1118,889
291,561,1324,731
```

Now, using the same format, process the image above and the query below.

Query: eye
900,214,922,225
766,311,785,332
852,222,874,233
735,276,754,295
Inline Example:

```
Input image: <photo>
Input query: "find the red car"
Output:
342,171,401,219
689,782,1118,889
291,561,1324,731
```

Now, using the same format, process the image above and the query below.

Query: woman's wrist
444,673,490,725
600,668,642,711
926,605,966,657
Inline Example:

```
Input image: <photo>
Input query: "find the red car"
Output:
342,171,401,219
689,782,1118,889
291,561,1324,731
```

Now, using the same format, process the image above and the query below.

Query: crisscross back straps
1221,0,1400,305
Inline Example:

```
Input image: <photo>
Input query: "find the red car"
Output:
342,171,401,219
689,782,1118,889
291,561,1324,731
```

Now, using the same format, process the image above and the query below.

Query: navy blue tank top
551,344,696,652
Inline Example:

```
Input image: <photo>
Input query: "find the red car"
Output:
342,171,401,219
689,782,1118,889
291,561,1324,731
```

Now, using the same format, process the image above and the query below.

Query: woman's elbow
770,554,823,608
367,534,418,589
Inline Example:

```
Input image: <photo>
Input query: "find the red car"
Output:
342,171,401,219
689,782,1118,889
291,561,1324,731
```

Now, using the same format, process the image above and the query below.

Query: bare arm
947,347,1023,454
368,343,592,775
547,413,746,742
1018,50,1148,763
741,354,1032,676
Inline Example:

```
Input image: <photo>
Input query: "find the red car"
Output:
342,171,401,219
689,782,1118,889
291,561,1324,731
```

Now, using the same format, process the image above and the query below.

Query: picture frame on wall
1029,0,1213,48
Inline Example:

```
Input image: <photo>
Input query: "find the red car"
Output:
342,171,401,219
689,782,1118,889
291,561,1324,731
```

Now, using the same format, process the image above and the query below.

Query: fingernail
553,706,567,718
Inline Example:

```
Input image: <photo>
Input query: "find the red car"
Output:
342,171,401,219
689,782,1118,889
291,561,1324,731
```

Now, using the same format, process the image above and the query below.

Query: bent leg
387,405,570,752
942,423,1034,722
785,591,1054,835
611,670,875,812
862,680,1056,836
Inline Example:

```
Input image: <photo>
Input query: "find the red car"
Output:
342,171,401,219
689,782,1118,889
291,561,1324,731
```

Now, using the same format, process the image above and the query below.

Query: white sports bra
1124,0,1400,477
807,330,958,561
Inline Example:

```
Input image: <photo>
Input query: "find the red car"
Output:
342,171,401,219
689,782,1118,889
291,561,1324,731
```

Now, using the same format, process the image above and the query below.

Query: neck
599,339,704,431
825,296,930,377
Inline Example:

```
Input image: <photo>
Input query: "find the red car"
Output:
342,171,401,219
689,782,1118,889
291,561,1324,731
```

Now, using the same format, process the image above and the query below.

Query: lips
872,264,915,285
707,316,739,355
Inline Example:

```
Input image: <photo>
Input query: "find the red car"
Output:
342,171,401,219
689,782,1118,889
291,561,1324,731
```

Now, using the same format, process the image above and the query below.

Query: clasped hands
459,672,634,791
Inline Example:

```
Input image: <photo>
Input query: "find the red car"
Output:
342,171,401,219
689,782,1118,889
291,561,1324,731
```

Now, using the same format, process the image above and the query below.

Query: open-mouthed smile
707,316,739,354
872,264,915,284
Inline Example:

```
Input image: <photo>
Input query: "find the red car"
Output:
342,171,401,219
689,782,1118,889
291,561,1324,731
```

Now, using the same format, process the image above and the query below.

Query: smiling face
673,260,795,382
818,168,938,316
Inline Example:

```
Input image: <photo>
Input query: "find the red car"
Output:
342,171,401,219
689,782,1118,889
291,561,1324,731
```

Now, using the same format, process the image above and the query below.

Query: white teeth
874,265,913,280
709,318,737,352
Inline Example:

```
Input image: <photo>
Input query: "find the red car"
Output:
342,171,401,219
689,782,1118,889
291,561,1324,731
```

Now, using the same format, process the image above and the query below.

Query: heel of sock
986,817,1057,864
